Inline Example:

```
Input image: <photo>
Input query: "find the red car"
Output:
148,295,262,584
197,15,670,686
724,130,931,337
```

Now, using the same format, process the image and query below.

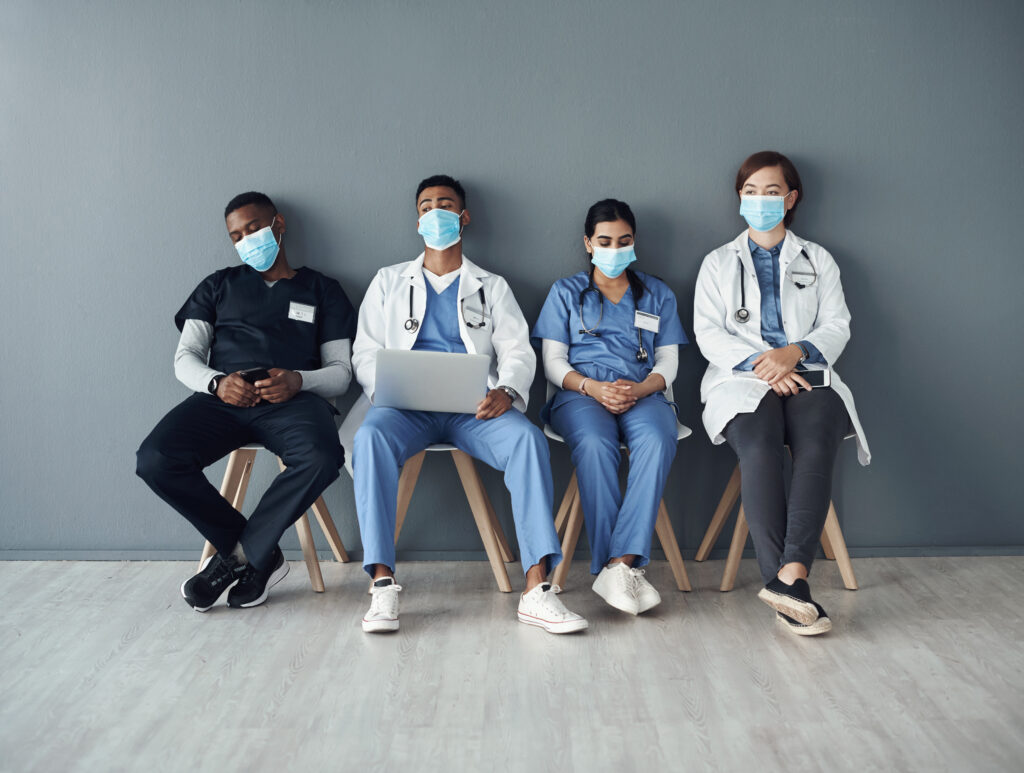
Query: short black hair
224,191,277,219
415,175,466,209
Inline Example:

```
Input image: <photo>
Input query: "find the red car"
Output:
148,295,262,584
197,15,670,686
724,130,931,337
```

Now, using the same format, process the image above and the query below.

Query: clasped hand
587,379,649,414
217,368,302,407
752,346,811,396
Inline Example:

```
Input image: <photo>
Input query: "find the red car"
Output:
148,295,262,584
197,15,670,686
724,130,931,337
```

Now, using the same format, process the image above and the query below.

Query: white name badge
634,310,660,333
288,302,316,324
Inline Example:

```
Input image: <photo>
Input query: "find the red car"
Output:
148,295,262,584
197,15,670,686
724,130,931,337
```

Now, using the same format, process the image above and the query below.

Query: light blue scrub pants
549,393,678,575
353,406,562,577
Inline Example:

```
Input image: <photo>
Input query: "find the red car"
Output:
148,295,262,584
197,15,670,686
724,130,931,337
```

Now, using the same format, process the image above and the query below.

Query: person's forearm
649,345,678,387
637,372,666,397
541,339,574,388
561,370,592,395
297,339,352,399
174,319,221,393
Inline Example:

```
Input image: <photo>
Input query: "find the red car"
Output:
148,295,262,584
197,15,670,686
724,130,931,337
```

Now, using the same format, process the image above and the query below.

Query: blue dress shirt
735,237,826,371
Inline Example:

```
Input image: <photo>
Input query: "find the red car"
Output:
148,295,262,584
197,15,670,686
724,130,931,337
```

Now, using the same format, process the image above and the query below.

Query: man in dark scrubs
136,192,356,612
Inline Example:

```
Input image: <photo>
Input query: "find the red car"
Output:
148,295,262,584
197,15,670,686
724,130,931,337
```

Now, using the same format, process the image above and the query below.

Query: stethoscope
404,284,487,333
578,274,649,363
734,248,818,324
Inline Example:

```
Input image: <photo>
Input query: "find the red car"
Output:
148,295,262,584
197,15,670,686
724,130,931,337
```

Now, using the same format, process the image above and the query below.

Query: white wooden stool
694,448,858,591
544,423,693,592
198,444,350,593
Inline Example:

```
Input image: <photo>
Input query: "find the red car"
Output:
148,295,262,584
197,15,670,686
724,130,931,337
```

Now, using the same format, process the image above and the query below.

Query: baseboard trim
1,546,1022,561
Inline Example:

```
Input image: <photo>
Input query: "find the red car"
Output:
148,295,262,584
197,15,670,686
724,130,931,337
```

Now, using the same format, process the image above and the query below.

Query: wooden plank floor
1,557,1022,773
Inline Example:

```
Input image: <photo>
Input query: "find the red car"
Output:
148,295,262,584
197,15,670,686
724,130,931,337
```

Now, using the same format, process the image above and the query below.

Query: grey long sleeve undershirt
173,318,352,399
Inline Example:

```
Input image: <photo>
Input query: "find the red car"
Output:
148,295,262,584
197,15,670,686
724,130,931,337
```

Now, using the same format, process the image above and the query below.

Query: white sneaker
362,577,401,633
631,567,662,613
517,582,588,634
592,562,640,615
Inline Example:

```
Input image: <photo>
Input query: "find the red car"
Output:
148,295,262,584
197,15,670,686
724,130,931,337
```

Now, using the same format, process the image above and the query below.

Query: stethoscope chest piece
734,307,750,324
404,317,420,333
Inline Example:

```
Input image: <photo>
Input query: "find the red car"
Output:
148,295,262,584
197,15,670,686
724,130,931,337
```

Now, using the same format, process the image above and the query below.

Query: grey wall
2,0,1022,559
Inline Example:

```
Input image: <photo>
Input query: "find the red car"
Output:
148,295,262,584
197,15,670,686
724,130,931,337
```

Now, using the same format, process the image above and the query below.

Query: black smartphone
239,368,271,384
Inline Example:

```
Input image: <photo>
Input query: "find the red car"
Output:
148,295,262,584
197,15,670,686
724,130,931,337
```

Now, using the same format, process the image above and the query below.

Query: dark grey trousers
723,387,849,584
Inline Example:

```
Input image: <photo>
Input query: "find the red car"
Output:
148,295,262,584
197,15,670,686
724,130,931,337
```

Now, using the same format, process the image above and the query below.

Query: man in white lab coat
340,175,587,636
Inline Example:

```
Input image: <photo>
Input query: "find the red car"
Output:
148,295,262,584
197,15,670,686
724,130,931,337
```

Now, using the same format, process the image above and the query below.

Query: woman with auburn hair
694,151,870,636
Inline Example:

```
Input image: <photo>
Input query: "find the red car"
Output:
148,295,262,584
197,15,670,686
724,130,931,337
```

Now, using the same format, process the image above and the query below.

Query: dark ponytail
584,198,645,301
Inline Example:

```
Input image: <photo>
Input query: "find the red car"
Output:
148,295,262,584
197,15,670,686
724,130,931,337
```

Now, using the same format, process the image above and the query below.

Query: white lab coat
693,231,870,465
340,253,536,465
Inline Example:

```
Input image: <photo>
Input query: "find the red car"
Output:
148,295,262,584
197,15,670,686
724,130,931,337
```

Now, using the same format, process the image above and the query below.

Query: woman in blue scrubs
532,199,688,615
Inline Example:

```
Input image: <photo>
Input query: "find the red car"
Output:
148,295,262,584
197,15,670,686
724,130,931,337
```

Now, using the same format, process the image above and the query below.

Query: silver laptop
374,349,491,413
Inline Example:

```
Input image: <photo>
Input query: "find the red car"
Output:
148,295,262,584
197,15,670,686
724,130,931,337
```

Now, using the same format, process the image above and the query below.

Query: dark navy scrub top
174,265,357,375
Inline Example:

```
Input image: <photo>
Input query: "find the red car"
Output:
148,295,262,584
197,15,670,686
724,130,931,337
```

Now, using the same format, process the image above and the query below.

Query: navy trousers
136,392,343,570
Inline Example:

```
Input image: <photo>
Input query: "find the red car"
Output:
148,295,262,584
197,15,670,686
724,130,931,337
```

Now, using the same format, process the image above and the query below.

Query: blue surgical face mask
234,218,281,272
739,195,787,232
417,208,464,250
590,244,637,278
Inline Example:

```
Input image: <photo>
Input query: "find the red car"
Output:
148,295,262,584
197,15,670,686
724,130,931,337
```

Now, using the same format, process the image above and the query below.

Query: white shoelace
368,583,402,618
609,564,640,597
629,567,649,593
535,585,578,620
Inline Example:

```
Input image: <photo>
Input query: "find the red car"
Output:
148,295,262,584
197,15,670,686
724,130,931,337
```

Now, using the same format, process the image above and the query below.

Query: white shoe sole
636,594,662,614
517,610,589,634
757,587,818,625
233,559,290,608
777,612,832,636
592,585,639,616
362,617,400,633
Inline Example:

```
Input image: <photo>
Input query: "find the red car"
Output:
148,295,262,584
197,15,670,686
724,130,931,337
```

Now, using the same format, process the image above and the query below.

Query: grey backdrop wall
2,0,1022,559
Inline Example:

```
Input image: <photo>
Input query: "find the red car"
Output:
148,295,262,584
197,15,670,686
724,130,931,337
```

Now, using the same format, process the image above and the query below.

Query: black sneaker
777,602,832,636
757,577,819,625
181,553,245,612
227,547,289,608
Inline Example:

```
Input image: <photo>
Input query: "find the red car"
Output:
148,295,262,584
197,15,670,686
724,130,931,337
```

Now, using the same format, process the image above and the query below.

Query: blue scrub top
412,277,467,353
531,270,688,416
174,265,356,375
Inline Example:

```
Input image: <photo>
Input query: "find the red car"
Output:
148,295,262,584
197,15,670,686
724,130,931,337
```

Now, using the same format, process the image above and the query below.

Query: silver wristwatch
497,385,519,403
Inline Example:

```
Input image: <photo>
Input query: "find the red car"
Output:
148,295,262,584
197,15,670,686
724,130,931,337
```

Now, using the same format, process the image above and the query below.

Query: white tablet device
374,349,491,413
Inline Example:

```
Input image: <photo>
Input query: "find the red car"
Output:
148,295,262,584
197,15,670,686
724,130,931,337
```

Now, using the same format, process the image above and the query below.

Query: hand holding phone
239,368,271,384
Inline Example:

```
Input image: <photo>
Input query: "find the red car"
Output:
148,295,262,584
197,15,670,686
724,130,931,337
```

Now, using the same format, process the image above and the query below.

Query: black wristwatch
208,374,224,395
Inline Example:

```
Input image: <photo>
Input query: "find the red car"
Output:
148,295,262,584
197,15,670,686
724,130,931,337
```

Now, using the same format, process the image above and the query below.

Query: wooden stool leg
655,500,691,592
226,449,258,509
720,504,749,592
276,457,325,591
822,502,858,590
820,518,837,560
199,449,257,571
551,490,584,589
482,492,516,563
450,450,513,593
294,513,325,592
309,496,350,563
394,451,426,544
553,472,579,539
199,541,216,570
695,464,742,562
